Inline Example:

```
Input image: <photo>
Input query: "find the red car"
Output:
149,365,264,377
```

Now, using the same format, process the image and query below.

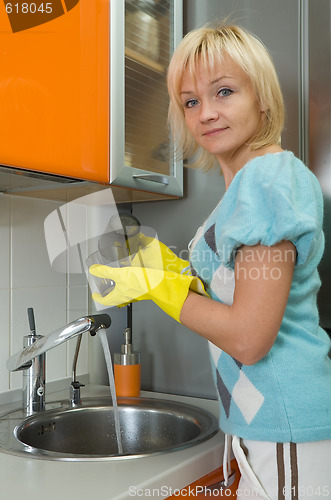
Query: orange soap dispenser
114,327,141,397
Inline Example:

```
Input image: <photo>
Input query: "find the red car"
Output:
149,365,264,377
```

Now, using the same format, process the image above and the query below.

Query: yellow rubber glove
89,265,203,323
130,235,207,296
130,234,190,274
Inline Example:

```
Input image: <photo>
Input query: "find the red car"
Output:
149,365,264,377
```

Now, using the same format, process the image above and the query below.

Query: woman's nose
200,100,218,122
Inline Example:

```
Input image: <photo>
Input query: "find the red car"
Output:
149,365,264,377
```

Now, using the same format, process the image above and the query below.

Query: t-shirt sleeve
214,154,324,268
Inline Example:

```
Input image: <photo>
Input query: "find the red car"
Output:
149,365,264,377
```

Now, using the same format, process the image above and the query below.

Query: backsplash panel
0,289,10,393
0,192,89,397
0,195,10,289
10,286,68,390
10,195,66,288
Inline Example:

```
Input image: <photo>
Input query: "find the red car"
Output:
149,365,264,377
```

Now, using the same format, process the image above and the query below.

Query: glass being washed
86,213,160,303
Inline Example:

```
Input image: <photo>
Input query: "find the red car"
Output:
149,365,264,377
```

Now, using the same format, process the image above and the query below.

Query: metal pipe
70,334,84,407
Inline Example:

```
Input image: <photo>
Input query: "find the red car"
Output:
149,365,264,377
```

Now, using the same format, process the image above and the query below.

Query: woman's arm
180,240,296,365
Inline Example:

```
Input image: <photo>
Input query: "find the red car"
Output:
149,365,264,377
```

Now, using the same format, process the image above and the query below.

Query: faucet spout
7,314,111,372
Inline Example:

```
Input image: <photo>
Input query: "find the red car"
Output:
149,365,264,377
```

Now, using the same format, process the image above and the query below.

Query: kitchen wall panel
67,284,89,377
10,196,66,288
10,286,68,390
0,195,10,289
0,289,10,393
307,0,331,329
0,192,89,400
183,0,300,157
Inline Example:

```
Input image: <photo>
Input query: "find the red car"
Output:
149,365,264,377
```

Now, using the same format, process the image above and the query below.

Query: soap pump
114,327,141,397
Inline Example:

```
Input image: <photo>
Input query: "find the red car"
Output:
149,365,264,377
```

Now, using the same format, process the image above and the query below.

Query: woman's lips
203,127,227,136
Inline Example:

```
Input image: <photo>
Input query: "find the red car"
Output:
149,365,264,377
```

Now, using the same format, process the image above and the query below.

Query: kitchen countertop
0,385,224,500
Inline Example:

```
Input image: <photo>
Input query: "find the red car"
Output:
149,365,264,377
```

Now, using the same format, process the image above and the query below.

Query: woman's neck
218,144,283,190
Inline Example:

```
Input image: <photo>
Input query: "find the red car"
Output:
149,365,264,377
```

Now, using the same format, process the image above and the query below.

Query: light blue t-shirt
189,151,331,443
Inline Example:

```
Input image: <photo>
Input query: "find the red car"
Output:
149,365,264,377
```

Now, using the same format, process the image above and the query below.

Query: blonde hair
167,23,285,170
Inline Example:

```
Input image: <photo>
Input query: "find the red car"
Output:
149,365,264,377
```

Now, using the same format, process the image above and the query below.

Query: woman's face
179,54,264,164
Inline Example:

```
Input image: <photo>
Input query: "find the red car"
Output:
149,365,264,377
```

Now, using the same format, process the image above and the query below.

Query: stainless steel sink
0,397,219,461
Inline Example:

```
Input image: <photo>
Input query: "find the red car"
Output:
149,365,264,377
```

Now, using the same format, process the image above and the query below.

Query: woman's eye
217,88,233,97
185,98,199,108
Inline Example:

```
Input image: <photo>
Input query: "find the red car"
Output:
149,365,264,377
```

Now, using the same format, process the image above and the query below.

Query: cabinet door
0,0,109,182
0,0,182,196
0,0,109,183
109,0,183,197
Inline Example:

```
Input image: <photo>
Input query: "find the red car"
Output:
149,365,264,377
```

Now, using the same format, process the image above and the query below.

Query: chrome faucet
7,310,111,415
21,308,46,416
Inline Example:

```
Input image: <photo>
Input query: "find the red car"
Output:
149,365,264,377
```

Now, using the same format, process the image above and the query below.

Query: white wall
0,193,89,400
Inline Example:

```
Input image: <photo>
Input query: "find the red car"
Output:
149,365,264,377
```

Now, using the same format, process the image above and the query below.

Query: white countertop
0,385,224,500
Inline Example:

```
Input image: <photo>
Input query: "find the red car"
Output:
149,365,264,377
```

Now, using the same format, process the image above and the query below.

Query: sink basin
0,397,219,461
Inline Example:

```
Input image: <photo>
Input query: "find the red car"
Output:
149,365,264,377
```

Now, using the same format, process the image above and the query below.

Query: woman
90,24,331,498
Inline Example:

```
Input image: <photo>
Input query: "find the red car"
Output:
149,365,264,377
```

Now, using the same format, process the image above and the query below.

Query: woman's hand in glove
89,264,206,323
131,234,190,274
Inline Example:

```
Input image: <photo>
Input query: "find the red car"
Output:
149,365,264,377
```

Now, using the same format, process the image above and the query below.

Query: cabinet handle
132,174,169,185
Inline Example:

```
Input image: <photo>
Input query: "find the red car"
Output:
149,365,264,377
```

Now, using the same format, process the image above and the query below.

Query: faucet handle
27,307,36,336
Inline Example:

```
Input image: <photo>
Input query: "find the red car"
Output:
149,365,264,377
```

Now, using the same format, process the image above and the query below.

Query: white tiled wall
0,193,89,397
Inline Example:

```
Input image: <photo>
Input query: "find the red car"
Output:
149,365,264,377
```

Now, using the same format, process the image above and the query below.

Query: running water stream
99,329,124,455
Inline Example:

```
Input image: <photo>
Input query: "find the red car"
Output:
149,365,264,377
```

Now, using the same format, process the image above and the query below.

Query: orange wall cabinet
0,0,183,197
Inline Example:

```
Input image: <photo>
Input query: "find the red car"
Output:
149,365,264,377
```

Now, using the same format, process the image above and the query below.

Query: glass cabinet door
125,0,172,177
110,0,183,197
